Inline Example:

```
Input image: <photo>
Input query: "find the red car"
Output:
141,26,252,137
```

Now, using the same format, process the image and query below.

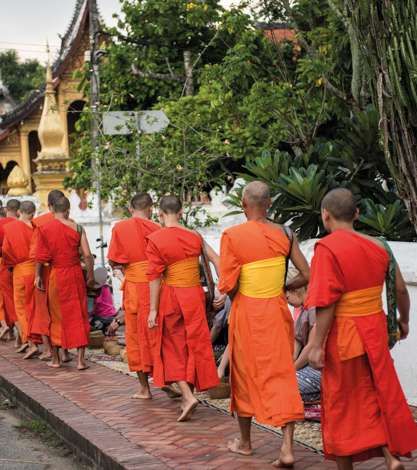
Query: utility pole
89,0,105,266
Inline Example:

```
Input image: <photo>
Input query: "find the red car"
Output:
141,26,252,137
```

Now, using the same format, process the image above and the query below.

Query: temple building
0,0,95,204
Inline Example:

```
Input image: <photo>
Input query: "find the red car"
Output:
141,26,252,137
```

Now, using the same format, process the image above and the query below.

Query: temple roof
0,0,96,132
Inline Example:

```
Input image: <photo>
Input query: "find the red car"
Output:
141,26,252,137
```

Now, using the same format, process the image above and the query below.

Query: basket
208,381,231,399
88,330,105,349
103,337,122,356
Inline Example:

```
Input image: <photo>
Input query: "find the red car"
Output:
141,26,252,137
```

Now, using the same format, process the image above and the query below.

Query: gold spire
37,44,66,160
7,165,30,196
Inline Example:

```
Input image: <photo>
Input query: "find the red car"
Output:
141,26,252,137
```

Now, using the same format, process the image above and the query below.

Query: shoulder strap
282,225,294,285
378,237,398,349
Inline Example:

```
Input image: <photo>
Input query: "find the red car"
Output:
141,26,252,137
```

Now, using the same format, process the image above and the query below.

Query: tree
0,50,44,103
342,0,417,232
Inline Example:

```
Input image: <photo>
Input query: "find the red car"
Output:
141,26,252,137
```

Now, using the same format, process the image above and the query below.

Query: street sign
137,110,170,134
102,110,169,135
102,111,136,135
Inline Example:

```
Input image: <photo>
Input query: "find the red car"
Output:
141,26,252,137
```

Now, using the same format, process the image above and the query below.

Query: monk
0,199,20,340
30,189,65,361
108,193,160,399
2,201,41,359
307,188,417,470
35,196,94,370
147,195,220,421
218,181,309,467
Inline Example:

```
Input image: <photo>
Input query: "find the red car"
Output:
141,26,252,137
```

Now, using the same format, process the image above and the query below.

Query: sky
0,0,236,64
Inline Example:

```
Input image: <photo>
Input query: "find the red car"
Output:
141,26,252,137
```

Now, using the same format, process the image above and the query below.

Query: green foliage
359,199,416,241
0,50,44,103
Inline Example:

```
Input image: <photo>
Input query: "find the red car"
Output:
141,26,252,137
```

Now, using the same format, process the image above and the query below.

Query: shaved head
131,193,153,210
242,181,271,209
20,200,36,215
6,199,20,212
54,196,71,214
48,190,65,207
160,195,182,214
321,188,357,222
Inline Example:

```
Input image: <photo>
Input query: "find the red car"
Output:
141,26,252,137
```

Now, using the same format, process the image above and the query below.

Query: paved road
0,397,90,470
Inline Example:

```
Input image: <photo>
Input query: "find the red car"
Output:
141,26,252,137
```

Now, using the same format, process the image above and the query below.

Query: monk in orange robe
108,193,160,399
306,188,417,470
218,181,309,467
3,201,41,359
0,199,20,340
147,195,220,422
35,196,94,370
29,189,65,361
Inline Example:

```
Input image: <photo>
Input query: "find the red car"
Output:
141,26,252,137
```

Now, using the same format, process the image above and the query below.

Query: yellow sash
13,260,35,277
239,256,286,299
164,257,200,288
335,286,383,317
124,260,148,283
335,285,383,361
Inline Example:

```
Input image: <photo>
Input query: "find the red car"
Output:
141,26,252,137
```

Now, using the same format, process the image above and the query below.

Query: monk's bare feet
47,361,61,369
16,343,29,353
177,398,198,422
61,350,73,363
227,438,253,456
131,392,152,400
162,385,182,399
23,345,39,360
387,459,404,470
0,326,10,340
77,362,89,371
39,352,52,362
273,446,295,468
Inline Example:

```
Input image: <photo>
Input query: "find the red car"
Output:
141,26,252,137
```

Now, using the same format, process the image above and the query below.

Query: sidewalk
0,342,415,470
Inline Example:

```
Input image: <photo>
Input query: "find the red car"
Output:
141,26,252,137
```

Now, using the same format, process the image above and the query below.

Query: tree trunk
183,50,194,97
343,0,417,231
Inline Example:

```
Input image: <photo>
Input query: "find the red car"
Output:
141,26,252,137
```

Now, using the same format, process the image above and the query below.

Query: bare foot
227,438,253,456
16,343,29,353
162,385,182,399
388,461,405,470
131,392,152,400
77,363,89,371
61,351,73,363
0,326,10,340
177,398,198,422
47,361,62,369
14,336,22,348
23,346,39,360
39,352,52,362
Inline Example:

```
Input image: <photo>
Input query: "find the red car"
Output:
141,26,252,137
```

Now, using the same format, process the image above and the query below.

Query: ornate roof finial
45,41,53,92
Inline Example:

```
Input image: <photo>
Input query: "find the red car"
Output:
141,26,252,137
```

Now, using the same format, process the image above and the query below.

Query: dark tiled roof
0,0,92,130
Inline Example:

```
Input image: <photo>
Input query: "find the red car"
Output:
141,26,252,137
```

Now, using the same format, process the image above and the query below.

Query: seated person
286,287,321,404
88,267,117,332
210,291,231,379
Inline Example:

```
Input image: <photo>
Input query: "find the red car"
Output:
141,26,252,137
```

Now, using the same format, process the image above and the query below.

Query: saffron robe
36,219,90,349
29,212,55,337
108,217,159,373
306,230,417,461
146,227,219,391
218,221,304,427
0,218,17,325
2,220,39,344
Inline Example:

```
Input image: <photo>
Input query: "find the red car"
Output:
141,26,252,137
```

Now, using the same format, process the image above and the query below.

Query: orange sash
124,261,148,283
335,286,383,361
164,257,200,288
13,260,36,277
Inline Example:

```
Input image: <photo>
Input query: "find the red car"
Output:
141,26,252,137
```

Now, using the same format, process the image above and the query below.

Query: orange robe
36,219,90,349
28,212,55,337
146,227,219,391
108,217,159,373
219,221,304,427
2,220,40,344
306,230,417,461
0,218,17,326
